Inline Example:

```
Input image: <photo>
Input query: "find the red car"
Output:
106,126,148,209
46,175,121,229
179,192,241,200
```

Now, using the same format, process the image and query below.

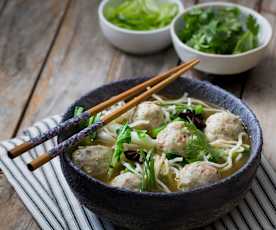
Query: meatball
72,145,112,179
178,162,220,191
156,121,190,156
204,111,244,142
110,172,141,191
132,101,166,130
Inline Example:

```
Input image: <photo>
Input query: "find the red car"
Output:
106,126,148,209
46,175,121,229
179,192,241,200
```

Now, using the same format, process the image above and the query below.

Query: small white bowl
98,0,184,55
171,2,272,75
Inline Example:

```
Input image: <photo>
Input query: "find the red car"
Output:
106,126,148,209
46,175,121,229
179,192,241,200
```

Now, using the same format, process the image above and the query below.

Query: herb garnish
184,122,225,163
141,150,156,191
73,106,101,145
135,129,148,139
109,124,132,176
167,103,204,120
151,124,167,138
179,7,259,54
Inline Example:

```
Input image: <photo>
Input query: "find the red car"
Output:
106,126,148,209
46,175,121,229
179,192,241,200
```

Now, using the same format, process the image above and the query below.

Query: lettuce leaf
104,0,179,31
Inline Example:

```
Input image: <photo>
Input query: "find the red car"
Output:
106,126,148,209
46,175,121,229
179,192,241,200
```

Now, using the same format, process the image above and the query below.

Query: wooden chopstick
8,60,196,160
27,59,199,171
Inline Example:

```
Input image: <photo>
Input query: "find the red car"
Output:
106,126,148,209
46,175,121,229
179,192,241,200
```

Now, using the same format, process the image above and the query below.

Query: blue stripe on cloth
0,115,275,230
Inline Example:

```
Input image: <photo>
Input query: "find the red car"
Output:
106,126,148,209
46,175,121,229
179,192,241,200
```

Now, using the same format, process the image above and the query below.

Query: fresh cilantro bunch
179,7,259,54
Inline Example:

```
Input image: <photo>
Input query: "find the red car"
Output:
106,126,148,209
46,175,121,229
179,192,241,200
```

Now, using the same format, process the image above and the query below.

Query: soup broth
71,93,250,193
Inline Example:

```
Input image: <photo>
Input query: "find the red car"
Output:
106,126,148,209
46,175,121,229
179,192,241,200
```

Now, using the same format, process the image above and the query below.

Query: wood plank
0,173,39,230
20,0,118,129
241,6,276,169
18,0,180,130
0,0,7,16
105,48,179,83
0,0,69,228
261,0,276,15
17,0,115,128
0,0,69,140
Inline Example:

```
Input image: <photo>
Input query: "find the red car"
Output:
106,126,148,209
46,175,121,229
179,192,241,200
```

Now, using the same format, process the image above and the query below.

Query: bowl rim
170,1,273,58
60,77,263,198
98,0,184,35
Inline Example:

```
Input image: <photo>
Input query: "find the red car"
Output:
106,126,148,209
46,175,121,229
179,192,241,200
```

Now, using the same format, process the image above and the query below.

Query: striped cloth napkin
0,115,275,230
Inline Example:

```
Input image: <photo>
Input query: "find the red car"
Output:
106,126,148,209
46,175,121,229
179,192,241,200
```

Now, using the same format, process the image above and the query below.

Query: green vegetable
194,105,204,115
184,122,225,163
151,124,166,138
234,15,259,53
104,0,179,31
165,152,180,160
179,7,259,54
135,129,148,139
243,146,251,155
87,113,101,141
74,106,87,128
141,150,156,191
74,106,84,116
73,106,101,145
109,124,132,176
165,103,204,120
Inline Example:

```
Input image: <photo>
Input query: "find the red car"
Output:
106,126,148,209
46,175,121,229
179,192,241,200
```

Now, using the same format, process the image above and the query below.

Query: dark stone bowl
59,77,262,230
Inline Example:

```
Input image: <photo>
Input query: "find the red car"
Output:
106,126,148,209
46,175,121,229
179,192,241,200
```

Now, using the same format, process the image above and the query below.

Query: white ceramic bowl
171,2,272,75
98,0,184,55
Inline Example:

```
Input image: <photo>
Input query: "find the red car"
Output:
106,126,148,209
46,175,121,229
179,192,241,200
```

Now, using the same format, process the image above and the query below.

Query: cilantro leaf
184,122,225,163
73,106,101,145
141,150,156,192
179,7,259,54
151,124,167,138
194,105,204,115
135,129,148,139
74,106,84,117
247,14,259,36
109,124,132,176
234,31,255,53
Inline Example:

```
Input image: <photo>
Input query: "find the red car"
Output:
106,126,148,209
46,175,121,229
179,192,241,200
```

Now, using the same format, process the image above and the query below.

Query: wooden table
0,0,275,229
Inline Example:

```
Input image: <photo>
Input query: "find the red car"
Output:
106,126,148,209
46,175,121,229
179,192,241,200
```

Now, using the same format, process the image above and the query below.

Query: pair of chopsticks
8,58,199,171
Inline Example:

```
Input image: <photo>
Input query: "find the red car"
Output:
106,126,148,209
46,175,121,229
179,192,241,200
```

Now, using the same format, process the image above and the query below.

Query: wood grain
0,173,39,230
17,0,117,129
0,0,69,140
0,0,69,229
241,8,276,169
261,0,276,15
105,48,179,83
0,0,7,16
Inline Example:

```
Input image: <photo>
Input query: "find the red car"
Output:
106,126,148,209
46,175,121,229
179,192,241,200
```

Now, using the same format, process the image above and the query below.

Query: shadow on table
193,68,256,98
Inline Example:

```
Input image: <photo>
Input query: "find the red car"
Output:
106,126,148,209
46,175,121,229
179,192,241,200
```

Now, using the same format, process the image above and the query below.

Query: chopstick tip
27,163,35,171
7,150,15,159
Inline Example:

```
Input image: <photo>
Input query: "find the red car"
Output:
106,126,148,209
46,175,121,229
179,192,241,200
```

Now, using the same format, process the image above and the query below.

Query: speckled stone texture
59,77,262,230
